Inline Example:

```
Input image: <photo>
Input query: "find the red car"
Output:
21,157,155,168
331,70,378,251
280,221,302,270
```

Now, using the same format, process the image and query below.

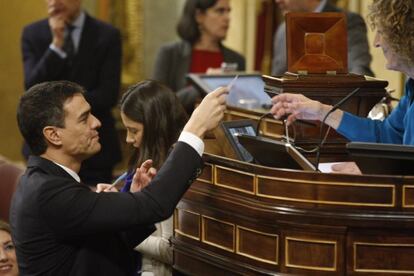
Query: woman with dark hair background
152,0,245,114
119,80,188,276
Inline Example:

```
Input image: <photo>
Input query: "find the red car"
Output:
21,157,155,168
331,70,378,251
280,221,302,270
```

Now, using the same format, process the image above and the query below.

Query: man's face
275,0,312,14
57,93,101,161
46,0,81,22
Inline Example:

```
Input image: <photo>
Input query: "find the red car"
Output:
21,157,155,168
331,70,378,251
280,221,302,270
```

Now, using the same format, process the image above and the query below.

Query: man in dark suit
21,0,121,185
10,80,228,275
272,0,373,76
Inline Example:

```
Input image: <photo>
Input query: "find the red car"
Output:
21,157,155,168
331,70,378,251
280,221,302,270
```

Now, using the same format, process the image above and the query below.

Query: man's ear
43,126,63,146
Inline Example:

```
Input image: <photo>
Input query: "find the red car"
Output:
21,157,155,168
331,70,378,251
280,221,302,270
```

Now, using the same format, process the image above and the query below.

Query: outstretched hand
270,93,324,125
130,159,157,192
184,86,229,138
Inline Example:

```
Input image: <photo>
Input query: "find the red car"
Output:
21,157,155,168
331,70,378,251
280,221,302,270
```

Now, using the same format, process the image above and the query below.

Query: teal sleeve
337,80,414,145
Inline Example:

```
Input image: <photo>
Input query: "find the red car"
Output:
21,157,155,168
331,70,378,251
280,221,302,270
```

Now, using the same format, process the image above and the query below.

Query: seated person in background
118,80,189,276
272,0,373,76
270,0,414,174
152,0,245,113
11,80,228,275
0,220,18,276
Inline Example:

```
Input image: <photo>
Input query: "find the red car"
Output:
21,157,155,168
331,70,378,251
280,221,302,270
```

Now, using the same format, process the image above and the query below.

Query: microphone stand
315,87,361,169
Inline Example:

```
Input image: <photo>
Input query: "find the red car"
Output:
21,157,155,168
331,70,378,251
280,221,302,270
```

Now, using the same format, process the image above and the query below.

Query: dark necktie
63,24,75,64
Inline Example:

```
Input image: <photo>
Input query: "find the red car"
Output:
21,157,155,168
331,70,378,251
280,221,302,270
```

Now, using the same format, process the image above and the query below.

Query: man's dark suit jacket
10,142,203,276
21,13,122,182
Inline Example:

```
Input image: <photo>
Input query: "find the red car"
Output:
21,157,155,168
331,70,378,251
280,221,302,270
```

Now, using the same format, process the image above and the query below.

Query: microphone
315,87,361,169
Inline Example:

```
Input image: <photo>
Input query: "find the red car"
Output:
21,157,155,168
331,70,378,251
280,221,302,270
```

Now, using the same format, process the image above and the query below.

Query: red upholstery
0,158,24,222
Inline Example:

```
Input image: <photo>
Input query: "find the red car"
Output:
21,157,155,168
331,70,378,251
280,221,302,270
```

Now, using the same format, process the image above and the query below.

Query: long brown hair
120,80,188,171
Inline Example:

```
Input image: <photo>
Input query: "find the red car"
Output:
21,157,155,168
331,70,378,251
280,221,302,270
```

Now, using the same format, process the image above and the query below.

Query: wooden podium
172,104,414,275
173,154,414,275
263,12,387,153
171,13,407,275
263,73,387,158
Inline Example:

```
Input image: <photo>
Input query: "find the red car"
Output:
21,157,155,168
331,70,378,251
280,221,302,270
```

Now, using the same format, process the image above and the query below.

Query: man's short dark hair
17,81,85,155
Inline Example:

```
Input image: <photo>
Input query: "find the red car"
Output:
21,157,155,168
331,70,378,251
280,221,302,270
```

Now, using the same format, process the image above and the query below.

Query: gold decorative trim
174,209,201,241
214,165,256,195
353,242,414,273
402,185,414,208
225,110,284,138
174,229,200,241
196,162,214,184
257,175,396,207
236,225,279,265
226,110,261,120
119,0,144,84
202,215,235,252
285,237,337,271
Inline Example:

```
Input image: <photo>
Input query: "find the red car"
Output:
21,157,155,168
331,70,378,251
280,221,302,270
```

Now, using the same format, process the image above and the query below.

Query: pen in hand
105,172,127,191
227,75,239,91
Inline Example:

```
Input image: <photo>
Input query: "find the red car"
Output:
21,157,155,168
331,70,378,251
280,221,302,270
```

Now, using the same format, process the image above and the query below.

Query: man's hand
48,6,65,49
130,159,157,193
96,184,118,193
183,86,228,139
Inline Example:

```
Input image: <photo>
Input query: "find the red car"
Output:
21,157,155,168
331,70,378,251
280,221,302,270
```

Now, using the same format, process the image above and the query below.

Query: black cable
256,112,272,136
256,112,293,143
314,87,361,169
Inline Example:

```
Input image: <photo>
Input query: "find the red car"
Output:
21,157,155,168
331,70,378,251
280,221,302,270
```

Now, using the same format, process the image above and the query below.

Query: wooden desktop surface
173,152,414,275
173,105,414,275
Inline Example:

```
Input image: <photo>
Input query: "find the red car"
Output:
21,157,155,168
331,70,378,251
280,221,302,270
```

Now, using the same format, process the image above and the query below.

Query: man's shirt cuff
178,131,204,157
49,44,67,59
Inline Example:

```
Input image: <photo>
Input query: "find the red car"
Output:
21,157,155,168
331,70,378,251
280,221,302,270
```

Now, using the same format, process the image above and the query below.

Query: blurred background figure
21,0,122,186
119,80,189,276
0,156,23,223
272,0,373,76
152,0,245,114
0,220,18,276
